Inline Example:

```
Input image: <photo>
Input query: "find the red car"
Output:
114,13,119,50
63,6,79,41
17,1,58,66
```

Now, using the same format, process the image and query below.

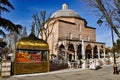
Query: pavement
2,64,120,80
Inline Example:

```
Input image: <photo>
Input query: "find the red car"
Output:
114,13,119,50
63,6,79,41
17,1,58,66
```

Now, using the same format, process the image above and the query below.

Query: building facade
44,4,105,61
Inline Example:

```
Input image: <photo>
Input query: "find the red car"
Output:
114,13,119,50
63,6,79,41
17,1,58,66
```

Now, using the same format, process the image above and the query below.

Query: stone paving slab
2,65,120,80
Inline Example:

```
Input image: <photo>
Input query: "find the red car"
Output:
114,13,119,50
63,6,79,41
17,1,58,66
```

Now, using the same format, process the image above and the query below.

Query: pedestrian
89,59,96,69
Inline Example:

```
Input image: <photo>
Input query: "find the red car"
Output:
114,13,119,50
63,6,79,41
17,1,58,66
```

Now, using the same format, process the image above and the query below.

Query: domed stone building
44,3,105,61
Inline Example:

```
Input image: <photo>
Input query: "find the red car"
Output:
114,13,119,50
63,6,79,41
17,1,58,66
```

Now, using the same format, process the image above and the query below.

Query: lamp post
97,19,119,74
111,28,119,74
0,58,1,79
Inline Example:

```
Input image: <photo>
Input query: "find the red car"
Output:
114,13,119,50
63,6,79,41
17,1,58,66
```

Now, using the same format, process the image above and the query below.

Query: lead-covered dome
50,3,80,18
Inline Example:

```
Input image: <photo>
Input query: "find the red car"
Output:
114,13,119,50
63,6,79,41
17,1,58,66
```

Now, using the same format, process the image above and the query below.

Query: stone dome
50,3,80,18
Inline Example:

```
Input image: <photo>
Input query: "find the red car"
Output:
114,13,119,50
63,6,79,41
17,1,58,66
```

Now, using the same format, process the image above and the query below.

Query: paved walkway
2,64,120,80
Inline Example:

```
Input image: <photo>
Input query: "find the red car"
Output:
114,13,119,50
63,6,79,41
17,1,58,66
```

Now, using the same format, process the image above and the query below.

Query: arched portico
68,43,74,61
58,44,65,60
85,44,92,59
56,41,105,61
93,45,98,58
100,49,104,58
77,44,82,60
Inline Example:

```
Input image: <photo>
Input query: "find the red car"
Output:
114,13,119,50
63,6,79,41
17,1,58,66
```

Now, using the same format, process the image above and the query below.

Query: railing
50,60,82,70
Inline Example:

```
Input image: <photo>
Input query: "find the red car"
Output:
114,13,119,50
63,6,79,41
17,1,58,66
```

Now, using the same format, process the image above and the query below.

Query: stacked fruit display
17,52,30,62
17,52,41,63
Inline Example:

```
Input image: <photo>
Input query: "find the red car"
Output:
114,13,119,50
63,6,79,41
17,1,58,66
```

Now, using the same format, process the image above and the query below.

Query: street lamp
97,19,119,74
97,19,103,26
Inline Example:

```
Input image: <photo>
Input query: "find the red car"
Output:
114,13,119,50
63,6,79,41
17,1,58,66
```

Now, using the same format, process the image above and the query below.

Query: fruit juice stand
13,30,49,75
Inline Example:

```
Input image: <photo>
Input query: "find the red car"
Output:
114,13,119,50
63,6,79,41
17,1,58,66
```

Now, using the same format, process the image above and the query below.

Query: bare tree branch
83,0,120,38
32,11,57,42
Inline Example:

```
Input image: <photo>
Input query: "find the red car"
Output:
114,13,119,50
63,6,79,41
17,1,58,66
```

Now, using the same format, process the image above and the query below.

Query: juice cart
14,31,49,75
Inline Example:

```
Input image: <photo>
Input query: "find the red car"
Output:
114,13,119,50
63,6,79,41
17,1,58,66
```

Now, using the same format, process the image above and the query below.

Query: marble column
98,48,100,59
74,48,77,61
74,44,78,61
103,47,106,58
82,40,85,59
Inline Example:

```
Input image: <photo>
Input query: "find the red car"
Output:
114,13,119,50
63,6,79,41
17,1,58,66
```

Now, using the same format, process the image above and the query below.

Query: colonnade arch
100,46,104,58
68,43,74,61
58,44,65,60
93,45,98,58
85,44,92,59
77,44,82,59
57,42,105,61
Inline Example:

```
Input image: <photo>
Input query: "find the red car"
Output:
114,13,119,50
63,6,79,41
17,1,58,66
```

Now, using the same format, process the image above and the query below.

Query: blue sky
2,0,117,47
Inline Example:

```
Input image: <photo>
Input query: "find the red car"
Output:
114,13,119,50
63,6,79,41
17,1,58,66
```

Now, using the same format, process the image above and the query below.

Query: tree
0,41,7,48
82,0,120,38
116,39,120,53
0,0,22,37
83,1,120,74
32,11,46,37
32,11,56,42
105,47,111,55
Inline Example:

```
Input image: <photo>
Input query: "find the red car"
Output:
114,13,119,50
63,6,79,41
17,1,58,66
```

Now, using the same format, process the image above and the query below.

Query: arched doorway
93,45,98,58
100,49,104,58
77,44,82,60
68,44,74,61
100,45,104,58
58,44,65,60
85,44,92,59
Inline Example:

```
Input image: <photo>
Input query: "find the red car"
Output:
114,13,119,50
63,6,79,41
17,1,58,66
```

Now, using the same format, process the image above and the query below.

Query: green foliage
105,48,111,54
0,41,7,48
0,0,22,37
0,0,14,12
